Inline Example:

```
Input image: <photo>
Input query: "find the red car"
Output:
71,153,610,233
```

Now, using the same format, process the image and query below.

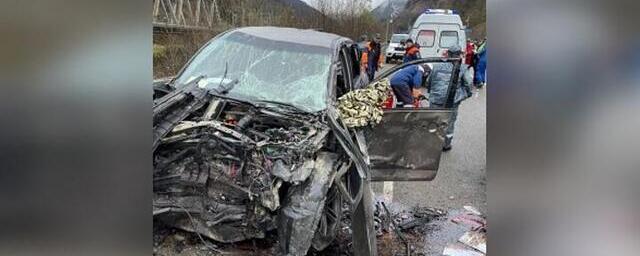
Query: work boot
443,136,453,151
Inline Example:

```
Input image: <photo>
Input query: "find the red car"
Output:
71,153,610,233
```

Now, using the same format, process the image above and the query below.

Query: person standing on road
465,39,475,67
389,64,428,107
403,39,421,63
474,38,487,88
361,35,383,81
427,45,474,151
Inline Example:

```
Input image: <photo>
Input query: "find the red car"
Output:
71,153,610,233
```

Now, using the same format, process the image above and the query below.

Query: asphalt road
372,63,487,255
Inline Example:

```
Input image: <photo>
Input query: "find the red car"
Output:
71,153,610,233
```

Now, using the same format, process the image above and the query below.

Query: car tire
385,57,390,64
311,184,343,251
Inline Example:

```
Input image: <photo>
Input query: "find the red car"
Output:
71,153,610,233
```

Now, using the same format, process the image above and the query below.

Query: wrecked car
153,26,460,255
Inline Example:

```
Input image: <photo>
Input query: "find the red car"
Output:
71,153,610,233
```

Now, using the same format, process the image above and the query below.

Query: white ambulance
409,9,467,59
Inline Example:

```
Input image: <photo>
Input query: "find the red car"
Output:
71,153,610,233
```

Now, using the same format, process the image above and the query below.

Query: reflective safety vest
360,41,383,71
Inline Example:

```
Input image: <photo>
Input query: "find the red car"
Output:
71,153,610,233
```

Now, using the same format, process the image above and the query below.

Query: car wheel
312,184,343,251
385,57,390,64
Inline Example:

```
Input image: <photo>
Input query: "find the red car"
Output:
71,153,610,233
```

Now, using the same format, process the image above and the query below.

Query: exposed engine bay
152,81,349,254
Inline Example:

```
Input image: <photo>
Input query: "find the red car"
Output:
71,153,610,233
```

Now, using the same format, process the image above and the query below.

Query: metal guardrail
153,0,221,30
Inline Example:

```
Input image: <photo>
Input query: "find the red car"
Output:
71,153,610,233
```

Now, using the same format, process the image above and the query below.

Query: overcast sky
301,0,387,10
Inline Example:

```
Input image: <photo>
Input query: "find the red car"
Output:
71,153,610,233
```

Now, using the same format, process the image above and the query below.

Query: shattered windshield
175,30,333,112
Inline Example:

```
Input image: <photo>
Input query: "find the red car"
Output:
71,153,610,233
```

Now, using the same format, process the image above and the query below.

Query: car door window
439,31,459,48
348,45,361,78
336,46,355,97
340,47,354,91
346,44,370,89
417,30,435,47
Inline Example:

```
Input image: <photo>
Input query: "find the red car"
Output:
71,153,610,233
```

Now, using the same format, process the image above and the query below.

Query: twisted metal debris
337,78,391,128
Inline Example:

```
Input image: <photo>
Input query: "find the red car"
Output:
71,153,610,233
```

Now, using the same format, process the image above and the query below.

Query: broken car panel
365,109,452,181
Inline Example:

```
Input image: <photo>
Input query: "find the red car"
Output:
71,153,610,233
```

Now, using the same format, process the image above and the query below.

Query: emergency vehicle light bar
424,9,458,15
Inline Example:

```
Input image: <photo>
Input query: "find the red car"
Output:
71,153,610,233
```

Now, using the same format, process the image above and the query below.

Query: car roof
233,26,350,50
414,13,464,27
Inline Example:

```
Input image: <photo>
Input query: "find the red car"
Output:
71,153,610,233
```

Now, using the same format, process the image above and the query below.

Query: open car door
366,57,462,181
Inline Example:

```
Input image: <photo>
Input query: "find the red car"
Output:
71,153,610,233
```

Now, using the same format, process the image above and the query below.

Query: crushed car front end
153,27,354,255
153,92,333,243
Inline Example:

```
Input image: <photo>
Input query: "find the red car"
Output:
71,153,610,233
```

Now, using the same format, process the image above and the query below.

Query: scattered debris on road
442,206,487,256
397,206,447,231
443,242,484,256
154,197,452,256
368,198,447,255
458,231,486,254
462,206,483,217
451,210,486,232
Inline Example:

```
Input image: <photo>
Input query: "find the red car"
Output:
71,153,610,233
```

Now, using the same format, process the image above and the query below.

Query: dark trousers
391,84,413,107
430,103,459,147
367,68,375,81
474,55,486,85
367,60,377,81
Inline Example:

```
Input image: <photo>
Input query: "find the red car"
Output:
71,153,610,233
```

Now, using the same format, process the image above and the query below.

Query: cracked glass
175,30,333,112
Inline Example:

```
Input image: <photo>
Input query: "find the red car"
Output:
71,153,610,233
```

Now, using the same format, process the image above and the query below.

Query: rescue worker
403,39,420,63
427,45,474,151
474,38,487,88
361,35,383,81
389,64,428,107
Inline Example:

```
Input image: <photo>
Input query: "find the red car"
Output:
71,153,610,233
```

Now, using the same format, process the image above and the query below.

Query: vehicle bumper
385,52,404,59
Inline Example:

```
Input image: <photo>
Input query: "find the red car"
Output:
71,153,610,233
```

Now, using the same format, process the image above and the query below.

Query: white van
409,9,466,59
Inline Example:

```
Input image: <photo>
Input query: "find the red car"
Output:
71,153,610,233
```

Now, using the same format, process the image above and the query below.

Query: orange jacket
403,45,420,62
405,45,420,56
360,41,383,71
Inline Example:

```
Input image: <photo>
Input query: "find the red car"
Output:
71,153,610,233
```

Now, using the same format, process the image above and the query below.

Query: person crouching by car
427,45,474,151
403,39,420,63
390,64,428,108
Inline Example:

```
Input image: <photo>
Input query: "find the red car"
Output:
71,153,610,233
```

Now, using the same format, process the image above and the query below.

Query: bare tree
154,0,385,78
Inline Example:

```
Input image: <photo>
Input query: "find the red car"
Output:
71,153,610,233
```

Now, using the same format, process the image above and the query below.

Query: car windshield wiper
212,78,238,95
212,62,238,95
254,100,310,114
178,74,257,109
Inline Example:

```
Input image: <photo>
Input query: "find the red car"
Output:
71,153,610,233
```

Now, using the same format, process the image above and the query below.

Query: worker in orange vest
360,35,384,81
403,39,420,63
